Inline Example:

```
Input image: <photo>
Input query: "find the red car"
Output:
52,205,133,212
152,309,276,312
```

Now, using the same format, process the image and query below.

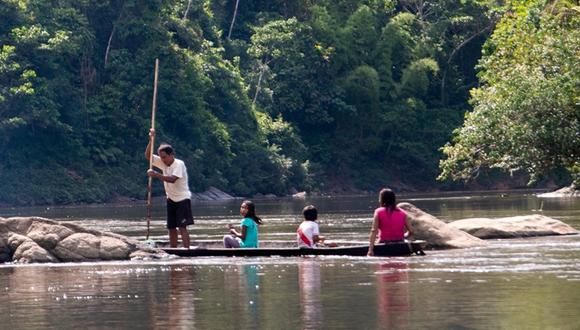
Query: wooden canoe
161,240,426,257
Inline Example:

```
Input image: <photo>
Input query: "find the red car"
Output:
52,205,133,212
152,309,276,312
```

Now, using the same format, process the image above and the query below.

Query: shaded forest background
0,0,577,205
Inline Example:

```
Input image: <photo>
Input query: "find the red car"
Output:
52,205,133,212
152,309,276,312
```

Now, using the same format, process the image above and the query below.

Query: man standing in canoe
145,128,193,248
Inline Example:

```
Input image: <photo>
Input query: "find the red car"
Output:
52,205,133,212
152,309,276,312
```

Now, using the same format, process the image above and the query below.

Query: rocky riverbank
1,202,577,263
0,217,168,263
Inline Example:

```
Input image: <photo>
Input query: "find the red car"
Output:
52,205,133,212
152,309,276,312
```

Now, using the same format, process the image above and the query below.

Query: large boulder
398,202,487,249
191,186,235,201
53,233,101,261
1,217,34,234
7,233,31,249
537,184,579,198
0,217,166,263
12,240,58,263
27,221,75,250
100,236,132,260
292,191,307,199
448,215,578,239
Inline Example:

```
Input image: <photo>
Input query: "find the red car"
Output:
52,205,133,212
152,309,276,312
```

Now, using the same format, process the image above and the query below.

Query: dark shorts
166,199,194,229
380,239,404,243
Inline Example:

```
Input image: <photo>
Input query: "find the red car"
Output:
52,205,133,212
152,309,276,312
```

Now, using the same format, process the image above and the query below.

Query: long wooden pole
146,58,159,240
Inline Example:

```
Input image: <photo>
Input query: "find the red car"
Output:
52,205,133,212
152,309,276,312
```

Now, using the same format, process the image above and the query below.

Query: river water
1,192,579,329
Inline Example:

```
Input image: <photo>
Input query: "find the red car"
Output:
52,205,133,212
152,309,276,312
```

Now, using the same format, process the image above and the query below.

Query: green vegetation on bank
0,0,577,205
439,0,580,186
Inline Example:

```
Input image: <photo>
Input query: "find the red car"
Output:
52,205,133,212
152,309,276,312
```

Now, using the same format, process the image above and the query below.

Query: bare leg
169,228,178,248
179,227,190,248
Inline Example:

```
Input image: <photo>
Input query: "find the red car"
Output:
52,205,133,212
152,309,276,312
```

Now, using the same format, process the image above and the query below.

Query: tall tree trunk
104,8,125,66
80,53,96,128
104,24,116,66
183,0,193,20
252,65,264,106
227,0,240,40
81,53,90,127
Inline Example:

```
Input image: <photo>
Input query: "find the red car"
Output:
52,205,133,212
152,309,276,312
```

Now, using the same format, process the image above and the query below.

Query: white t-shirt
297,221,320,248
152,155,192,202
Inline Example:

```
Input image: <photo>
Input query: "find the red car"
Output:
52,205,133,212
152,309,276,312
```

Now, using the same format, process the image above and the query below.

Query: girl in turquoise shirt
223,200,262,248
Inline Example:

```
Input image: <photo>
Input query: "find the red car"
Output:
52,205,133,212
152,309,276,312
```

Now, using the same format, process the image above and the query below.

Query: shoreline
0,187,553,210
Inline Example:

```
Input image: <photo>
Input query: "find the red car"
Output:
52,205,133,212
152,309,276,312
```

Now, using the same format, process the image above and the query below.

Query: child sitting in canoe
223,200,262,248
297,205,336,248
367,188,414,256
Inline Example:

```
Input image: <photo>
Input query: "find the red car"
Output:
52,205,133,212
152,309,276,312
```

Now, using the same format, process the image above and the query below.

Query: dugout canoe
161,240,426,257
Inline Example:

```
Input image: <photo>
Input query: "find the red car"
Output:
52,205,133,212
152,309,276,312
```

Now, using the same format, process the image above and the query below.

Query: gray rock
191,186,235,201
448,215,579,239
398,202,488,249
99,236,131,260
207,186,236,200
0,216,168,263
130,249,176,261
2,217,34,234
538,184,579,198
12,240,58,263
292,191,307,199
27,221,74,250
7,233,31,249
53,233,101,261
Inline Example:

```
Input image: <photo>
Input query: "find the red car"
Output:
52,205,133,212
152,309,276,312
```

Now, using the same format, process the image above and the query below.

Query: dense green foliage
221,0,495,190
0,0,313,204
439,0,580,185
1,0,569,205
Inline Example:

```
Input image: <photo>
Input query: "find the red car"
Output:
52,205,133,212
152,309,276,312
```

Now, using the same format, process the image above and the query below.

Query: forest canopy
439,0,580,186
0,0,576,205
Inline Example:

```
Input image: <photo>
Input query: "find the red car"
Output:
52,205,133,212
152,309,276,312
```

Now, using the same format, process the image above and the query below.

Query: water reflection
1,192,579,329
0,264,154,328
159,265,196,329
375,260,410,329
3,266,54,327
223,264,261,327
244,264,260,323
298,259,322,330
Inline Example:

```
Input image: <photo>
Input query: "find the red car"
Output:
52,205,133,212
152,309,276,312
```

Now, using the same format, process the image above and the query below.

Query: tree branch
104,7,125,67
227,0,240,40
183,0,193,20
440,22,495,104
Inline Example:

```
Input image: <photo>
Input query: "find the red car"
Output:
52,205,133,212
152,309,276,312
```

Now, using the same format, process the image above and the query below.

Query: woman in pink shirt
367,188,414,256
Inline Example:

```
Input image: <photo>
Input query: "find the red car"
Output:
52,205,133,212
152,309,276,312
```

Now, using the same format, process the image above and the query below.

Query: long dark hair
242,200,262,225
379,188,396,212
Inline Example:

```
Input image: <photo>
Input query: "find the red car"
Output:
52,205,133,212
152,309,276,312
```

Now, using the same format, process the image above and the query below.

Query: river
1,192,579,329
